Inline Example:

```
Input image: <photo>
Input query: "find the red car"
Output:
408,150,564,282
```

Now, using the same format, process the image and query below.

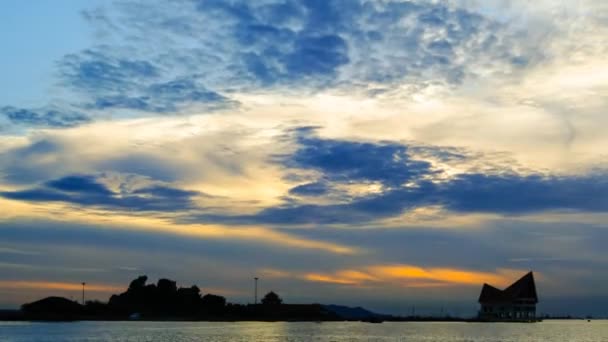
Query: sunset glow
1,0,608,316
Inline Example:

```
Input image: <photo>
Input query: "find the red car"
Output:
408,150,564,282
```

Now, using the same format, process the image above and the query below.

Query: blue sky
0,1,100,107
1,0,608,316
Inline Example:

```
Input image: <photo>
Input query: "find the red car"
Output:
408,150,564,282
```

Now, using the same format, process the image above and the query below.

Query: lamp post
254,277,258,305
81,282,86,305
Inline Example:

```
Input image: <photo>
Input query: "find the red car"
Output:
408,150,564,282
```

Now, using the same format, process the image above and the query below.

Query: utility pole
254,277,258,304
81,282,86,305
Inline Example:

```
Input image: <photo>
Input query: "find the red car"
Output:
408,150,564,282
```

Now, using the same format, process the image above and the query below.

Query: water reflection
0,321,607,342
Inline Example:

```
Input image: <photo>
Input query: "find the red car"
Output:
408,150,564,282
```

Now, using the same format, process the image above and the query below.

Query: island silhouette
15,276,378,321
3,273,551,322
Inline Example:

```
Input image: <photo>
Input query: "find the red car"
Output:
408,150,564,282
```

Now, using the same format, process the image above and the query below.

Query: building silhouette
478,271,538,321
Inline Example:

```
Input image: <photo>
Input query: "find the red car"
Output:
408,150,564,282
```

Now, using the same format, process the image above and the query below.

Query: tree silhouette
201,294,226,313
261,291,283,305
129,275,147,290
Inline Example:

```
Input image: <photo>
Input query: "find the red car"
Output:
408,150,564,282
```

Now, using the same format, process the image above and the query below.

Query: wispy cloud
1,174,201,212
1,106,90,128
0,246,41,256
194,128,608,225
262,264,528,288
0,0,535,127
0,280,122,293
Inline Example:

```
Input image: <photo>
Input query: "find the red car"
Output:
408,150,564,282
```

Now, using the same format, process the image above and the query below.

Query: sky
0,0,607,316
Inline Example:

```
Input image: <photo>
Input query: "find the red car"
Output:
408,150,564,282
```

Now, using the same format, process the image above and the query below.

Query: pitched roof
478,283,508,302
478,271,538,303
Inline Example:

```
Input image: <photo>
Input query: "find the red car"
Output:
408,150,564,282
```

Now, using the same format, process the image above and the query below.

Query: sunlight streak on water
0,321,607,341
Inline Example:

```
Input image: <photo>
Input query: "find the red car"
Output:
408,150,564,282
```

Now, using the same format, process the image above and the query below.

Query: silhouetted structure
261,291,283,305
478,271,538,321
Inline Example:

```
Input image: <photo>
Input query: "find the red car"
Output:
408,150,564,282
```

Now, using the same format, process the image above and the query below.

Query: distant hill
21,296,83,320
322,304,386,320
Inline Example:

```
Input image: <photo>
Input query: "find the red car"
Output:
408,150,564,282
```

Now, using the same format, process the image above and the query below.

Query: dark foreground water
1,320,607,341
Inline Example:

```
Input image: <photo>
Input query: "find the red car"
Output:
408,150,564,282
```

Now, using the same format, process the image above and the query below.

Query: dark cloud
0,106,90,128
200,172,608,225
0,140,187,186
47,175,113,196
439,173,608,214
284,35,349,77
0,174,200,212
88,78,233,113
199,183,431,225
59,49,159,94
286,133,435,187
4,129,607,224
193,130,608,225
76,0,524,94
0,139,69,184
59,49,233,112
288,182,330,196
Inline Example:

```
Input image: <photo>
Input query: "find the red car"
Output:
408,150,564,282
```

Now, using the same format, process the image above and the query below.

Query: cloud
2,0,535,130
59,49,160,94
262,264,528,288
4,126,608,225
438,173,608,214
47,175,113,195
0,138,70,184
0,106,90,128
1,0,607,315
60,49,233,113
0,280,122,293
1,174,201,212
286,130,435,187
288,181,330,196
0,247,41,256
88,77,234,113
194,129,608,225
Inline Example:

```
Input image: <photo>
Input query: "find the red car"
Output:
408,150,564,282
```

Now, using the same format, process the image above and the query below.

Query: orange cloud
304,270,378,285
301,265,527,288
368,265,517,287
304,273,361,285
0,280,123,293
259,268,293,278
337,270,379,282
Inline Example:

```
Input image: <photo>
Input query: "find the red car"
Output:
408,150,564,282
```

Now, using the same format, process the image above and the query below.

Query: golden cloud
300,265,529,288
0,280,123,293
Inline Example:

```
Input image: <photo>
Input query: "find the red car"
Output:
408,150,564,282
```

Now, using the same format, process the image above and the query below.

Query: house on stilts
478,271,539,322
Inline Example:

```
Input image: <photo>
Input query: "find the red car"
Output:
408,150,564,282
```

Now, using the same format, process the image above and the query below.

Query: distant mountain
322,304,386,320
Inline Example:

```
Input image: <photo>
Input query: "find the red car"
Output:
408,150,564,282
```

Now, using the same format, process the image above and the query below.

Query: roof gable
478,271,538,304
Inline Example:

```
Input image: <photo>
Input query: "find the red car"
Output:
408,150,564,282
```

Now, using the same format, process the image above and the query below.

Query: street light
81,282,86,305
254,277,258,305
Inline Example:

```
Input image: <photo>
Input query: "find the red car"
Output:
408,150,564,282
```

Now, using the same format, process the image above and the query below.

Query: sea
0,320,607,341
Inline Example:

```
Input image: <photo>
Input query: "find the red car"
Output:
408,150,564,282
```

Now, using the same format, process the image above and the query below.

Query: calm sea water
0,320,607,342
